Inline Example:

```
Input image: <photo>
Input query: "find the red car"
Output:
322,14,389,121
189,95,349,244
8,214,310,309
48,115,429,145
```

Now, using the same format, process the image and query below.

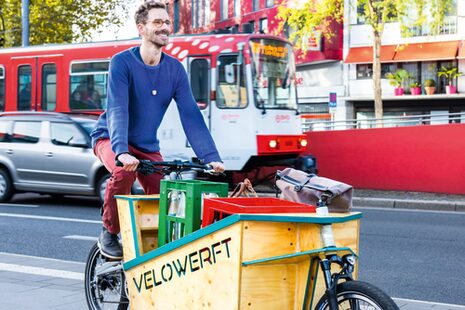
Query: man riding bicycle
90,1,225,259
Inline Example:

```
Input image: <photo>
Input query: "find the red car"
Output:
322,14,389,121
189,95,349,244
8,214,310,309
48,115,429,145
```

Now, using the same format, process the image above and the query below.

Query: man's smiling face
138,8,171,47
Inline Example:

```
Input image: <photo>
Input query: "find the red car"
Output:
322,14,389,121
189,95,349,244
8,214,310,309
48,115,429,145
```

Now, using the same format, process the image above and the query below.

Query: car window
75,120,96,136
50,122,85,146
11,121,40,143
0,120,9,142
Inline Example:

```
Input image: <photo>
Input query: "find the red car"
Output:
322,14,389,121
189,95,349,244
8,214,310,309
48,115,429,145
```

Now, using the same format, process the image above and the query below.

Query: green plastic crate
158,179,228,246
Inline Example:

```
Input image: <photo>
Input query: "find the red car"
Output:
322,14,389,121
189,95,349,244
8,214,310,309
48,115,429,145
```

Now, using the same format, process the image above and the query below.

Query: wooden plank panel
240,264,297,309
116,199,137,262
125,223,243,309
241,221,297,261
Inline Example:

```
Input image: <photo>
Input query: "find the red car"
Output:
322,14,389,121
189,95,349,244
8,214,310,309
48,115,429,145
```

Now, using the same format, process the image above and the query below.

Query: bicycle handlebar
115,159,214,176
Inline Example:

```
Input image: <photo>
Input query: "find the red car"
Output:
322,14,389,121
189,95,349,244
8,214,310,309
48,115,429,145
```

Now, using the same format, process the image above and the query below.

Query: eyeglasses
149,19,171,28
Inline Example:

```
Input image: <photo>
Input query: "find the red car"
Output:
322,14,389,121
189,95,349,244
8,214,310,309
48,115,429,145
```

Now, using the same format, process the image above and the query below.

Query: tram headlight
299,138,308,148
268,139,278,149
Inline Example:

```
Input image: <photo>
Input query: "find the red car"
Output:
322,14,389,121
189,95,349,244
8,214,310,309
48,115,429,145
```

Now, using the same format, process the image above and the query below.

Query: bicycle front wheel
84,242,129,310
315,281,399,310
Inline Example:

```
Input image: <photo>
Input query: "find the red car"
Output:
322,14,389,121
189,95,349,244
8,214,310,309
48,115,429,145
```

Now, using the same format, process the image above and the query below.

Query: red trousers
94,139,163,234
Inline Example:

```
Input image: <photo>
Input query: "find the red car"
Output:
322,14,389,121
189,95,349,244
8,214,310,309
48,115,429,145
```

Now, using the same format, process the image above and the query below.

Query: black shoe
97,228,123,259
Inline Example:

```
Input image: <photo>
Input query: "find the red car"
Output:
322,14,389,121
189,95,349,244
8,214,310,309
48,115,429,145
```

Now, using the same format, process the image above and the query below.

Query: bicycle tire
84,242,129,310
315,280,399,310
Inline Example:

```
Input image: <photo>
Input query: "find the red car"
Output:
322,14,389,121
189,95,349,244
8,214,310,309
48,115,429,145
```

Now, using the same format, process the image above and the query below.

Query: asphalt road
0,193,464,306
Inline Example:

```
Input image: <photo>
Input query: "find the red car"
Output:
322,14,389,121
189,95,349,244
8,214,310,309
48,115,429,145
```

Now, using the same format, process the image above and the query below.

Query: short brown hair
134,1,167,25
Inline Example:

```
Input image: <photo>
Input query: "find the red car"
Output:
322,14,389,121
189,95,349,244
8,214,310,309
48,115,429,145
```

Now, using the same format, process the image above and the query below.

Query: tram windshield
249,38,297,110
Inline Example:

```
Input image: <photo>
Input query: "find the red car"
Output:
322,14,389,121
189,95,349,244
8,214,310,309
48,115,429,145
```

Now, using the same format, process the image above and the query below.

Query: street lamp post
22,0,29,47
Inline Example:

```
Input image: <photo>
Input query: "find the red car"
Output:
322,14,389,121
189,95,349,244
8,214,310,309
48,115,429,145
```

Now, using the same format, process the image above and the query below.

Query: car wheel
0,169,14,202
97,173,110,203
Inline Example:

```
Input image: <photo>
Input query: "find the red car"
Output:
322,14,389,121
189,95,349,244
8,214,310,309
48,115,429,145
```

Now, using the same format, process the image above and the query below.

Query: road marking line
0,262,83,280
393,297,465,309
0,252,84,265
0,212,101,224
63,235,98,241
0,203,40,208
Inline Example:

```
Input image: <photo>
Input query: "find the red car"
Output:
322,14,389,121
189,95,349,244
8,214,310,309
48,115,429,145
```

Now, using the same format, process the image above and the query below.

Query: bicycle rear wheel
84,242,129,310
315,281,399,310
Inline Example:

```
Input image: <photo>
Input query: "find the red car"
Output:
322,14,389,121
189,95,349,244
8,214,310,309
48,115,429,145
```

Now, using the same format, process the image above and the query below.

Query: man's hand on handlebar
117,153,139,172
208,161,225,173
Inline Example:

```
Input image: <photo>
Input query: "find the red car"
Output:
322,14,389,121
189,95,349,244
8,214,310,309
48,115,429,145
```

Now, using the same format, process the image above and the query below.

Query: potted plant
409,81,422,95
437,65,463,94
424,79,436,95
385,69,410,96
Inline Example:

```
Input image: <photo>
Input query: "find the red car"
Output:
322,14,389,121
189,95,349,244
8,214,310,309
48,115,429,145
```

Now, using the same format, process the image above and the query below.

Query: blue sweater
91,47,221,163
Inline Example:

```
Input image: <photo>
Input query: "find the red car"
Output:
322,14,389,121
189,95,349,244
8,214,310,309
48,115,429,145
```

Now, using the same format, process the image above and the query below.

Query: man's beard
149,30,169,47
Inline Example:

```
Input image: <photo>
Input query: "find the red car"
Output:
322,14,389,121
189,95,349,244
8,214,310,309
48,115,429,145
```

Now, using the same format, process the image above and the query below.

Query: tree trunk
372,34,383,127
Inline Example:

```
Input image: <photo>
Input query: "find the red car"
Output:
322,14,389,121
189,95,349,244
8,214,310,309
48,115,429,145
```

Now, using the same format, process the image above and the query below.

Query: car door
42,120,96,189
9,120,46,184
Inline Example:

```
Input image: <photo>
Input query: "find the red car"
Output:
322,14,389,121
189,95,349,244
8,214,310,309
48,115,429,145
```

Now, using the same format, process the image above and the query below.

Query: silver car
0,112,140,202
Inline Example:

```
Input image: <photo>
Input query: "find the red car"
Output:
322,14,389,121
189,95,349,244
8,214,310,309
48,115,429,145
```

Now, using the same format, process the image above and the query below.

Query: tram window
216,55,247,109
42,64,57,111
71,62,109,73
0,66,5,112
69,61,109,111
190,59,209,110
17,66,32,111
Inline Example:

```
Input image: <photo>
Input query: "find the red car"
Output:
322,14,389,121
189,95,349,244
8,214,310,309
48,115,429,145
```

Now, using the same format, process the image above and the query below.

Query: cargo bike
84,160,398,309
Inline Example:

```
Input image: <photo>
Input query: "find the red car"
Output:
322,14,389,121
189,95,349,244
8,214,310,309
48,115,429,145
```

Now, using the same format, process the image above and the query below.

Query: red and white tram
0,33,308,173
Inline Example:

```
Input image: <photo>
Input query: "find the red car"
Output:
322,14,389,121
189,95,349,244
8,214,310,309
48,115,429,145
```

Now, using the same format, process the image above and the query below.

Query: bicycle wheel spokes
85,243,128,310
339,293,381,310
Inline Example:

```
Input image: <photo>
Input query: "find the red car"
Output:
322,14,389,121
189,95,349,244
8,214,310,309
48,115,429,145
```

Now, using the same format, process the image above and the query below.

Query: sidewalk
353,189,465,211
0,252,85,310
257,186,465,212
1,250,465,309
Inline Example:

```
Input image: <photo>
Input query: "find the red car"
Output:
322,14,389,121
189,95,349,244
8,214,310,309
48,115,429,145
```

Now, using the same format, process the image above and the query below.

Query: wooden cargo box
116,194,361,310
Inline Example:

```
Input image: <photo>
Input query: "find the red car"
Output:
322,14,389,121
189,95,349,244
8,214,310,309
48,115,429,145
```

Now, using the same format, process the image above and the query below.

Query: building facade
168,0,465,129
343,0,465,126
169,0,344,126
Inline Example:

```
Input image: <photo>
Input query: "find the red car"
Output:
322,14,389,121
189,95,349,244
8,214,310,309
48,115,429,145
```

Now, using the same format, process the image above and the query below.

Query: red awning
345,41,460,63
393,41,459,62
458,41,465,59
344,45,397,64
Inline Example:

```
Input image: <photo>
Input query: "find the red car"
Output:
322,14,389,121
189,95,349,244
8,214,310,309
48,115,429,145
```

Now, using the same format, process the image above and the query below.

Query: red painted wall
305,125,465,194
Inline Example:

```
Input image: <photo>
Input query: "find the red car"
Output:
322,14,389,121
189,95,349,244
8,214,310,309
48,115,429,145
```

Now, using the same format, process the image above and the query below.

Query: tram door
11,55,62,112
187,56,211,130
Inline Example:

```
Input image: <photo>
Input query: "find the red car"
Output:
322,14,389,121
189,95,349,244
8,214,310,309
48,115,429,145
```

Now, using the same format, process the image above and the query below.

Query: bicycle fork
320,254,356,310
316,199,356,310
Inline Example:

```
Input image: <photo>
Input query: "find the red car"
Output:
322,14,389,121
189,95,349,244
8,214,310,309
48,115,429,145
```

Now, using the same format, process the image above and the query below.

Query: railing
302,112,465,132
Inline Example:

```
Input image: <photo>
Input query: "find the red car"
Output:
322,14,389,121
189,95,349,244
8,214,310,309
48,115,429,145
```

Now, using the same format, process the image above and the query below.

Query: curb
353,197,465,212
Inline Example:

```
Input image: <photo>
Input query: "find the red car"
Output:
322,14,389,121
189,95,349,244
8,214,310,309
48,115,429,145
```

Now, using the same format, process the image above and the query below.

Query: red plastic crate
202,197,316,227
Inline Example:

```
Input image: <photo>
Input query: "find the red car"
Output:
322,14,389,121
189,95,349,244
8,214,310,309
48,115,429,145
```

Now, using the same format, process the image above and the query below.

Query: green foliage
278,0,454,53
385,69,411,87
400,0,455,37
0,0,131,47
276,0,344,53
437,65,463,86
424,79,436,87
410,81,421,88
